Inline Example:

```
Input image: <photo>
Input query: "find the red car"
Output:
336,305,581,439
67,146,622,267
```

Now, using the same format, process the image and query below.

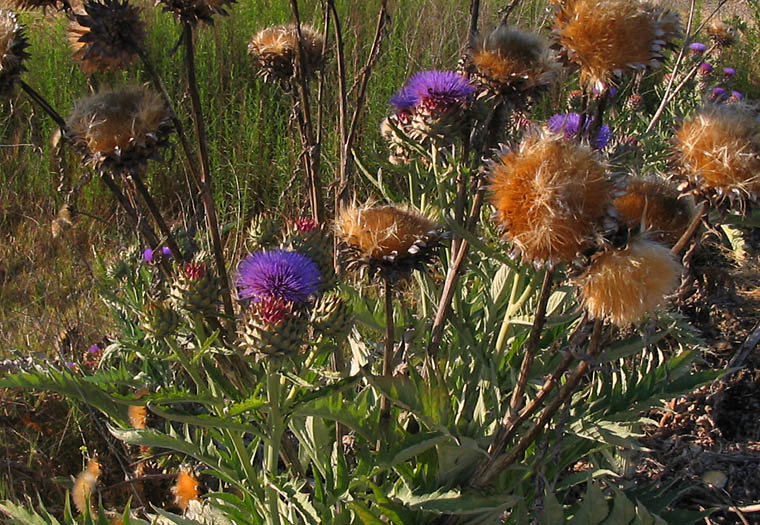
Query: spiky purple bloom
236,249,321,304
162,246,172,257
390,70,475,112
723,67,736,77
711,87,726,97
730,90,744,100
689,42,707,53
546,113,612,149
87,344,100,353
698,63,713,74
143,248,154,262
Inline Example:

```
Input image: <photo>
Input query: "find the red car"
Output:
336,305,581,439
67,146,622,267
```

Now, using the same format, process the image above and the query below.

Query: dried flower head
577,236,681,326
335,204,442,280
248,24,324,83
73,458,100,514
705,19,736,48
490,132,612,265
614,176,694,246
236,249,322,304
68,0,145,74
172,468,200,511
0,10,29,97
9,0,69,12
470,25,559,94
555,0,680,89
674,104,760,207
157,0,234,26
128,404,147,428
65,85,172,173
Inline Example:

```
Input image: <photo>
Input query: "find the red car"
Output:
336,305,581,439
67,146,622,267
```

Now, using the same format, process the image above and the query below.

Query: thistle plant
0,0,750,523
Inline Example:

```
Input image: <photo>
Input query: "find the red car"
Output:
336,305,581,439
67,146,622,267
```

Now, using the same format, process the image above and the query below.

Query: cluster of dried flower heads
248,24,324,84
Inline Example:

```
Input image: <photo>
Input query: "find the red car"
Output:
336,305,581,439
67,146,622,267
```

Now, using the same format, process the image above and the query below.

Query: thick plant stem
378,277,395,447
182,22,235,329
265,365,284,525
494,271,536,353
473,319,604,488
505,268,555,425
130,171,184,261
672,203,706,256
20,81,67,129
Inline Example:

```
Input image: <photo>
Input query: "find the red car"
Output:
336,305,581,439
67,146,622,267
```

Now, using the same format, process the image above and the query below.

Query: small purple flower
711,87,727,98
65,361,78,369
698,63,713,75
730,90,744,101
87,344,100,354
689,42,707,53
236,249,321,304
723,67,736,78
546,113,612,149
143,248,154,262
162,246,172,257
390,70,475,112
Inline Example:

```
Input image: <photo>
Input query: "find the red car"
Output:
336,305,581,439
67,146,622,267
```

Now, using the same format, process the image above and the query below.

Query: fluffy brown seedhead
577,236,681,326
490,132,612,266
248,24,324,84
65,85,172,173
335,204,442,280
470,25,559,94
172,468,201,511
555,0,679,89
157,0,234,26
9,0,69,12
72,458,100,514
614,176,694,246
705,19,736,48
674,104,760,208
68,0,145,74
0,10,29,97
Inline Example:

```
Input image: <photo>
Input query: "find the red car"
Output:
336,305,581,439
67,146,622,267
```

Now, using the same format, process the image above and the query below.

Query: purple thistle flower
161,246,172,257
87,344,101,353
236,249,321,304
711,87,727,97
723,67,736,77
390,70,475,112
730,90,744,100
689,42,707,53
546,113,612,149
698,63,713,74
143,248,154,262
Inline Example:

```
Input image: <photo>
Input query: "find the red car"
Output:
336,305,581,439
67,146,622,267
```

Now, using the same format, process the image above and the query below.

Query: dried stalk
129,170,184,261
182,21,235,327
20,80,67,130
672,201,706,255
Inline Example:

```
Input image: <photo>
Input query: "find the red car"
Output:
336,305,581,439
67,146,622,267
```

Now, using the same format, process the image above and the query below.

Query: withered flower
0,10,29,97
157,0,235,26
490,132,612,266
248,24,324,83
68,0,145,74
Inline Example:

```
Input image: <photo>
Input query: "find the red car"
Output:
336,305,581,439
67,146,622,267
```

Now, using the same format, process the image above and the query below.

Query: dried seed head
577,236,681,326
705,19,736,48
470,25,559,93
65,85,172,173
674,104,760,208
248,24,324,83
335,204,442,280
9,0,69,12
0,10,29,97
490,132,612,265
157,0,234,26
128,404,147,429
556,0,680,89
72,458,100,515
614,176,694,246
172,469,201,511
68,0,145,74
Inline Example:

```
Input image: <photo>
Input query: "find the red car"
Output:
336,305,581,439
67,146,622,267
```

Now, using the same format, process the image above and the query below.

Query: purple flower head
546,113,612,149
390,70,475,112
143,248,154,262
161,246,172,257
711,87,727,97
730,90,744,100
698,63,713,74
236,249,321,304
723,67,736,77
87,344,101,354
689,42,707,53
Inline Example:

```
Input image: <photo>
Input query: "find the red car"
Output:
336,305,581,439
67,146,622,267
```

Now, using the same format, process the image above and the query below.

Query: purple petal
236,249,322,304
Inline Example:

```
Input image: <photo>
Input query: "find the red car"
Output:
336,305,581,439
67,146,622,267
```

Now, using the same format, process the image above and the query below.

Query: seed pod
311,291,353,339
0,10,30,98
171,261,220,315
239,298,306,360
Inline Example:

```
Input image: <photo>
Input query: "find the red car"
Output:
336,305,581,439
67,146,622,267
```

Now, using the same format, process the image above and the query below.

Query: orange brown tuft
72,458,100,514
489,132,611,265
172,469,201,511
577,237,681,326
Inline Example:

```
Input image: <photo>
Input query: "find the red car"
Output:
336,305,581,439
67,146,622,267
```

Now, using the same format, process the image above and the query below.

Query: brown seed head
127,404,147,429
555,0,678,88
248,23,324,83
68,0,145,74
577,237,680,326
674,104,760,205
490,132,611,265
9,0,68,12
156,0,234,26
72,458,100,514
705,19,736,48
66,85,172,172
172,469,201,511
471,25,559,93
0,10,29,97
614,176,694,246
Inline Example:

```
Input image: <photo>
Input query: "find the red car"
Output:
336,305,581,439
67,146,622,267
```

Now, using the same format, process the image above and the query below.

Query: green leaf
601,488,636,525
541,490,565,525
0,501,61,525
350,502,385,525
393,487,520,515
294,388,379,441
146,403,265,440
568,479,609,525
377,431,450,469
287,373,363,414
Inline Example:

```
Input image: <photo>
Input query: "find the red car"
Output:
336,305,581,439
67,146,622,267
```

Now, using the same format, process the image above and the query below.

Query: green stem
228,430,265,503
166,337,206,395
265,363,284,525
494,270,531,353
378,277,394,448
